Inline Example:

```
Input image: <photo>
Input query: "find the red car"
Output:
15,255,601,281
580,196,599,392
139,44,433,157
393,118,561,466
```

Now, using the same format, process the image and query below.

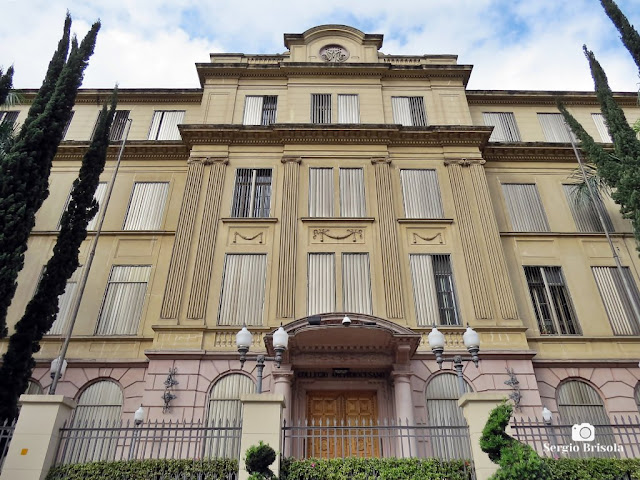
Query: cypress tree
0,91,117,423
0,16,100,338
601,0,640,71
0,66,14,106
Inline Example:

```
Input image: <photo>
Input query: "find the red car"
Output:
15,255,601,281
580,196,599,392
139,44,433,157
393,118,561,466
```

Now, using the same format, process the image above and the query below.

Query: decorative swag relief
311,228,365,244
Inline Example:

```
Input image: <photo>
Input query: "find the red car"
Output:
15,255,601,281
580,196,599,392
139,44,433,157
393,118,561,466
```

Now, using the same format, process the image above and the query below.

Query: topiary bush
479,401,553,480
245,441,277,480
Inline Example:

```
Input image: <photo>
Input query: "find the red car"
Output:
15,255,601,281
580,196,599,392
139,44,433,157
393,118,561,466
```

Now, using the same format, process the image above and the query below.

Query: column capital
188,156,229,165
444,158,486,167
371,156,391,166
281,156,302,164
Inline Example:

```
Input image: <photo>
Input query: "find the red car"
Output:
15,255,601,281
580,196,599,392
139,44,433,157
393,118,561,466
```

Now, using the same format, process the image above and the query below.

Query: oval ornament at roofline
320,44,349,63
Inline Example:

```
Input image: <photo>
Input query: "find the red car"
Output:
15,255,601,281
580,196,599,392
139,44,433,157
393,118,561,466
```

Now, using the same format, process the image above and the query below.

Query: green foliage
479,401,552,480
544,458,640,480
245,441,277,479
0,66,14,106
600,0,640,71
46,458,238,480
280,457,472,480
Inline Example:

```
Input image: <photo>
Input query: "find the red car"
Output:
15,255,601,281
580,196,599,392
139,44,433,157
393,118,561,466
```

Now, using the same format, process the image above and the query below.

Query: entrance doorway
306,391,380,458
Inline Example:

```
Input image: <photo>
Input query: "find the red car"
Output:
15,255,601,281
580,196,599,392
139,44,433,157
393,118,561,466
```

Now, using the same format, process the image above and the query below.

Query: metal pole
49,119,132,394
256,355,265,394
565,124,640,326
453,356,466,396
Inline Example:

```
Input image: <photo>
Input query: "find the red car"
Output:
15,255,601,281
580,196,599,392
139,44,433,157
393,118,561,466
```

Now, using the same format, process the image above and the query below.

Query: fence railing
282,418,474,462
0,418,17,473
511,415,640,459
54,419,242,465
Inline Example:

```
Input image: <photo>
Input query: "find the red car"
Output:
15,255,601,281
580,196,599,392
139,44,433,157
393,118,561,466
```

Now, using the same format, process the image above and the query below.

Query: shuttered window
96,266,151,335
92,110,129,141
410,254,460,326
538,113,576,143
337,94,359,123
502,183,549,232
123,182,169,230
243,96,277,125
46,266,82,336
0,111,18,126
400,169,444,219
483,112,521,142
308,253,336,315
148,110,185,140
592,267,640,336
524,266,580,335
62,111,74,139
342,253,372,314
563,184,613,233
311,94,332,124
218,254,267,326
59,182,108,231
392,96,427,126
309,168,334,217
592,113,613,143
231,168,272,218
339,168,366,217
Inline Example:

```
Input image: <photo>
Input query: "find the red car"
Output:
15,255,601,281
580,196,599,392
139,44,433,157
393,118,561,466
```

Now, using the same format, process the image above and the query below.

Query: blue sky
2,0,640,91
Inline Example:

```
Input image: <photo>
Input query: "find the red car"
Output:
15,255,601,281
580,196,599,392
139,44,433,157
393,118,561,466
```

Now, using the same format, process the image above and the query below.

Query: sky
2,0,640,92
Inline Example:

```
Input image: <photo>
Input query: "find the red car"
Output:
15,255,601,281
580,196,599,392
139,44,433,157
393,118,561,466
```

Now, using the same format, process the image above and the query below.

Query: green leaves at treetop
0,66,14,106
601,0,640,71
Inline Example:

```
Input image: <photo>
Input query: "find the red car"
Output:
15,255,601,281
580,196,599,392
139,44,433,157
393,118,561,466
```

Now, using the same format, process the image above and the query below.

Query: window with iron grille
311,94,332,123
148,110,185,140
0,111,18,126
483,112,521,142
123,182,169,230
400,169,444,219
308,167,366,217
592,266,640,336
337,94,359,123
92,110,130,141
592,113,613,143
538,113,576,143
231,168,272,218
392,96,427,126
218,254,267,326
95,265,151,335
58,182,108,231
524,266,580,335
502,183,550,232
410,254,461,326
62,111,74,139
563,184,613,233
243,96,277,125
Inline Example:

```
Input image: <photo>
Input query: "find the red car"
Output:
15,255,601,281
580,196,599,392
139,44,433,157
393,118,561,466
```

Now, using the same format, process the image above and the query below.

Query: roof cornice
16,89,203,105
467,90,639,107
482,142,609,163
55,141,189,161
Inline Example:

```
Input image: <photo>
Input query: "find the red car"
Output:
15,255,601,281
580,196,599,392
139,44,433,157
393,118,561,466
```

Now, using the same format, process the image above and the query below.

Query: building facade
2,25,640,450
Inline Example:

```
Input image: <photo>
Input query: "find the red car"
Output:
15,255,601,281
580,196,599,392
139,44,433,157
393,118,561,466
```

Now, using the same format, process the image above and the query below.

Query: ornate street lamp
428,324,480,396
49,357,67,393
236,324,289,394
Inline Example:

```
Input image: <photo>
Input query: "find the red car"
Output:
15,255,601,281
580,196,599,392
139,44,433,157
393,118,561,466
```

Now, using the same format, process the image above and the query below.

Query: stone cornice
179,124,492,148
55,141,189,161
482,142,593,163
466,90,639,107
16,88,203,105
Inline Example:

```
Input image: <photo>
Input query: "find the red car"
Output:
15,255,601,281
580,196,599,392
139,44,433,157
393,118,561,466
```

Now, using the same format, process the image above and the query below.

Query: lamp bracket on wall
504,367,522,411
162,367,178,413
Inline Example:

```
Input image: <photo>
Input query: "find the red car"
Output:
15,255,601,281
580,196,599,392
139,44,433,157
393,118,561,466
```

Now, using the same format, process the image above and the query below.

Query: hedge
45,458,238,480
543,458,640,480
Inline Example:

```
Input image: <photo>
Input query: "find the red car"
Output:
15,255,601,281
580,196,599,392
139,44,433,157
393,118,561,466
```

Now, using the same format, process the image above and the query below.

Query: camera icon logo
572,423,595,442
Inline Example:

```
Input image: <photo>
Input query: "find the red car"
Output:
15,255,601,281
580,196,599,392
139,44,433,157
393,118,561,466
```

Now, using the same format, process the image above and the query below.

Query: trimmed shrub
543,458,640,480
245,441,277,480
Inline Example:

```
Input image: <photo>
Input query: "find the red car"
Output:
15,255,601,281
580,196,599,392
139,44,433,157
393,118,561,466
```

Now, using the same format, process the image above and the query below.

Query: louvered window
337,94,359,123
59,182,108,231
231,168,272,218
410,254,460,326
92,110,129,141
483,112,521,142
524,266,580,335
311,94,331,124
310,168,366,217
309,168,334,217
0,111,18,126
563,184,613,233
123,182,169,230
96,266,151,335
592,267,640,336
538,113,576,143
218,254,267,326
502,183,550,232
26,380,43,395
392,96,427,126
243,96,277,125
342,253,372,314
339,168,366,217
308,253,336,315
46,266,82,336
205,374,254,458
62,111,74,139
148,110,185,140
400,169,444,218
592,113,613,143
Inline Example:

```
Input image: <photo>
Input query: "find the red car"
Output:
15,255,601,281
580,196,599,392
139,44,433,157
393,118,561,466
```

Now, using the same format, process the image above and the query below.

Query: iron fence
54,418,242,465
511,415,640,459
0,418,17,473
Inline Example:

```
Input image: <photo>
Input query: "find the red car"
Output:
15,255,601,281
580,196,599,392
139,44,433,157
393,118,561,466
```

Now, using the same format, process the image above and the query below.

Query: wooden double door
306,391,380,458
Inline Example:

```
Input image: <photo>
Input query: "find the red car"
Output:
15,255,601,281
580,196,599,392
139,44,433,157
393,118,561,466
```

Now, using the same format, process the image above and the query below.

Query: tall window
592,266,640,335
46,266,82,336
218,254,267,326
93,110,129,141
400,169,444,218
243,96,277,125
62,111,74,140
148,110,185,140
342,253,373,314
563,184,613,233
0,111,18,126
231,168,272,218
592,113,612,143
308,253,335,315
392,96,427,126
309,167,366,217
96,265,151,335
26,380,43,395
524,266,580,335
502,183,550,232
410,254,460,326
311,94,332,124
538,113,576,143
58,182,108,231
337,94,359,123
635,384,640,413
483,112,521,142
123,182,169,230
